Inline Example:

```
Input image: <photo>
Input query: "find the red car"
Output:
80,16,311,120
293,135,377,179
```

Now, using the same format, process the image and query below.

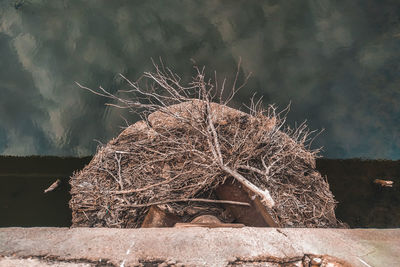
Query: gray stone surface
0,257,91,267
0,227,399,266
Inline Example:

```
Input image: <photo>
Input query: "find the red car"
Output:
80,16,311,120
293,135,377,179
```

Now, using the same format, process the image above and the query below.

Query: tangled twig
70,61,340,228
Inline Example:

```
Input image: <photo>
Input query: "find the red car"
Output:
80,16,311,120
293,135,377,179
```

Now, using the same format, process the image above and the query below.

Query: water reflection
0,0,399,158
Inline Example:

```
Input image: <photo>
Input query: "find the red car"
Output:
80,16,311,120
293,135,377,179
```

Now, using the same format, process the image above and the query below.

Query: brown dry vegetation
70,62,341,228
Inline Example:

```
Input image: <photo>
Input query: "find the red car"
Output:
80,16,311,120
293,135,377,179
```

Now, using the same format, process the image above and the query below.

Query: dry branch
121,198,251,208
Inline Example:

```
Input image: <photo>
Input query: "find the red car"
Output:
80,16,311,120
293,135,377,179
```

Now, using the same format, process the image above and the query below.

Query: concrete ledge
0,227,399,266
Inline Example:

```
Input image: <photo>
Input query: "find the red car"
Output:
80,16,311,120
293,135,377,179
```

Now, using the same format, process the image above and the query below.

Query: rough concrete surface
0,257,91,267
0,227,399,266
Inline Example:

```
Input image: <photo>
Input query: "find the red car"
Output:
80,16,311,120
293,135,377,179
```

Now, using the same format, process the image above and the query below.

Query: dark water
1,156,399,228
1,0,400,159
317,159,400,228
0,156,90,227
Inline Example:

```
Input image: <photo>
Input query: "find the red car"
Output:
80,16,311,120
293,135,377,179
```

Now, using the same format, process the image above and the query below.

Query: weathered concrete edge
0,227,399,266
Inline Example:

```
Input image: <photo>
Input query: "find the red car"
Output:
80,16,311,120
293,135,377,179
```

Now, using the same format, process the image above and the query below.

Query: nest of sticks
70,63,342,228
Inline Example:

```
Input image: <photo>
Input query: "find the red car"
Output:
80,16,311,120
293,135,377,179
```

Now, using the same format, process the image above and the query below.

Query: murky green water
1,1,400,159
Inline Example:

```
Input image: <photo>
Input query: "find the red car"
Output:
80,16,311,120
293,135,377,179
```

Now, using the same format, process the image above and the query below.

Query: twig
115,153,124,190
204,87,275,208
44,179,61,193
111,171,193,194
221,165,275,209
122,198,251,208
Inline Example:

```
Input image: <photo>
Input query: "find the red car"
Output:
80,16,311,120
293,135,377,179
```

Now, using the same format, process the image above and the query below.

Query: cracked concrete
0,227,399,266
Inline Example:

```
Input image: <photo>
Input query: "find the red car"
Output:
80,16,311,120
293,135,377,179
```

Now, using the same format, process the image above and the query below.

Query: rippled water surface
0,0,400,158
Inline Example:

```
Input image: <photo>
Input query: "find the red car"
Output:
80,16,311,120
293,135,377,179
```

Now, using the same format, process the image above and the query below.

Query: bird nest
70,64,342,228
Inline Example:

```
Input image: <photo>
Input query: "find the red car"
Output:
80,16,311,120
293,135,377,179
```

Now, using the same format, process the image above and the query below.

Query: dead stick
44,179,60,193
205,99,275,209
221,165,275,209
122,198,251,208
